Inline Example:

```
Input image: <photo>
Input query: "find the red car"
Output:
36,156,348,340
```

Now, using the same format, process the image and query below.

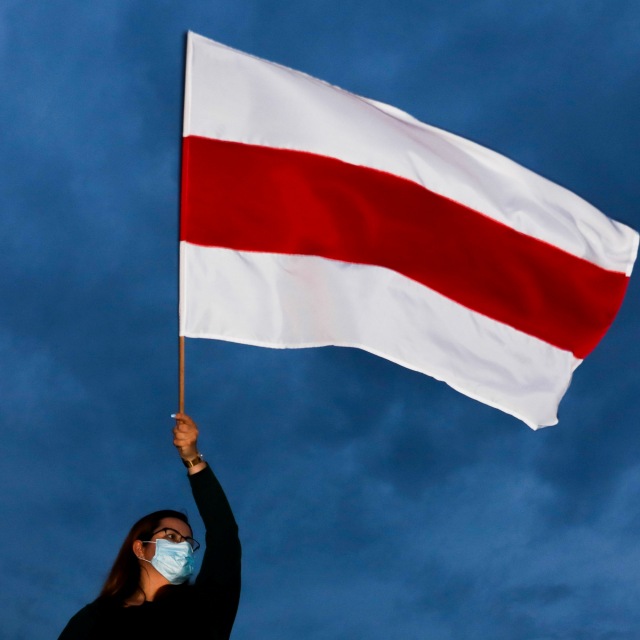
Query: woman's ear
132,539,144,559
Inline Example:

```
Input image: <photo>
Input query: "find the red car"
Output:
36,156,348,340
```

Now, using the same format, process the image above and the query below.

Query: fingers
172,413,199,454
172,412,196,427
172,413,197,434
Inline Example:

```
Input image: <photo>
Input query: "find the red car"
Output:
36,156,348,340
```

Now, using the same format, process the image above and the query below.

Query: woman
58,413,241,639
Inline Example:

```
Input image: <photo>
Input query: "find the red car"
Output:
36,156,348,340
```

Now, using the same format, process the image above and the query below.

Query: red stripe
180,135,630,358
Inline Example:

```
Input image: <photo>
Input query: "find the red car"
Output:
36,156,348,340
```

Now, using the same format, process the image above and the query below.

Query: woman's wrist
181,452,207,475
181,452,204,468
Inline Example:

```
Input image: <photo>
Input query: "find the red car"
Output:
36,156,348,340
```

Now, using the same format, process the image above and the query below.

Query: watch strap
182,453,204,468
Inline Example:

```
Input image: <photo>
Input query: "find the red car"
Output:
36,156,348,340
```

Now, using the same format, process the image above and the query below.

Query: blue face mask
142,538,195,585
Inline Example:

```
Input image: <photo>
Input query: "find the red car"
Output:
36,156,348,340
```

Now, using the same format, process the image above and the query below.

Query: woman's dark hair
98,509,191,604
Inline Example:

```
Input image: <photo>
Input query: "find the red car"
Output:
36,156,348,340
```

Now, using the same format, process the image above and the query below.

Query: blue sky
2,1,639,638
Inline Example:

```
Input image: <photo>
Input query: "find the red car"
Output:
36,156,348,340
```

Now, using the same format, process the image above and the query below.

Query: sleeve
188,463,242,638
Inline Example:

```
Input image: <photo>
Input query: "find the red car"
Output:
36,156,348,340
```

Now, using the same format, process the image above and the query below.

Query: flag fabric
179,31,638,429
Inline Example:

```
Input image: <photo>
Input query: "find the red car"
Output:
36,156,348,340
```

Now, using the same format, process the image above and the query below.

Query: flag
179,31,638,429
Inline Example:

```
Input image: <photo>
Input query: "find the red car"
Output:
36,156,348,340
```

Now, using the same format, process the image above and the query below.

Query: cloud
3,2,640,639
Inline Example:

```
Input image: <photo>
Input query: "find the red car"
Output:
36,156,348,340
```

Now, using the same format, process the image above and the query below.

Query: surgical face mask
141,538,194,584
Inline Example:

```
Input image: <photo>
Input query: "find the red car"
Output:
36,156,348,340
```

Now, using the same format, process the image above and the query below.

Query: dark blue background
2,2,639,638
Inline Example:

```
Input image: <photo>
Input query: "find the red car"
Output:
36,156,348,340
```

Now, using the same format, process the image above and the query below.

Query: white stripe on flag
180,243,580,429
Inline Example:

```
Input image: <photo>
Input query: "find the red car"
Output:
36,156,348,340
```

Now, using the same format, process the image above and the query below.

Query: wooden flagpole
179,335,185,413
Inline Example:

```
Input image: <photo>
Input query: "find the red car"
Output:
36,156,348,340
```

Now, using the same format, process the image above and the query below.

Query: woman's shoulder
57,598,117,638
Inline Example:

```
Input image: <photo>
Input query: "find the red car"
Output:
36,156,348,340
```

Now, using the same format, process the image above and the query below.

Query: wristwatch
182,453,204,468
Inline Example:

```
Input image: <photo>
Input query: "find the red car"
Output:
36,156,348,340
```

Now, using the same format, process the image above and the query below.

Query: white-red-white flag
179,32,638,429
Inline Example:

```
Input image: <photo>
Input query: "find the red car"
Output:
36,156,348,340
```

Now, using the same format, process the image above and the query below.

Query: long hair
98,509,191,604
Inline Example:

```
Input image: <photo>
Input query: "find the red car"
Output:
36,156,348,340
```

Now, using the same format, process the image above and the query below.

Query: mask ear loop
138,540,162,563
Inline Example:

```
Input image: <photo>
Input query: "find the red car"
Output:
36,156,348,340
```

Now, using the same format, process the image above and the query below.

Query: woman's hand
172,413,202,463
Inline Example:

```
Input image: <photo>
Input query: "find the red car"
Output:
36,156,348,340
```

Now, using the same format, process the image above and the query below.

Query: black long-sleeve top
58,464,241,639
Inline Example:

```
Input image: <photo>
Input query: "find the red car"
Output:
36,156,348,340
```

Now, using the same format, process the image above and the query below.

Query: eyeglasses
151,527,200,552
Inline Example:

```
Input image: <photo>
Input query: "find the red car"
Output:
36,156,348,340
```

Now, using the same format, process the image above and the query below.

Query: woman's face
137,517,195,562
